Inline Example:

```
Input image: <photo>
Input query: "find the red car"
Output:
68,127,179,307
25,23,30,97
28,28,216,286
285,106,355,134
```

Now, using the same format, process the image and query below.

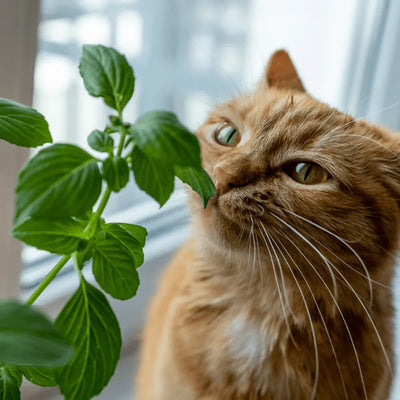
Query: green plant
0,44,215,399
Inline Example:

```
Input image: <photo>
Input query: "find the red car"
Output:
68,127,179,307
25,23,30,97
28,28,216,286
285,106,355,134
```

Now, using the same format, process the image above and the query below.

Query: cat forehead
197,89,400,187
200,90,348,151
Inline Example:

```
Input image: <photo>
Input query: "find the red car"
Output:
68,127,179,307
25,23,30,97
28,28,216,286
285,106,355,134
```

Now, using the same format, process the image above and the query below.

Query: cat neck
191,235,313,327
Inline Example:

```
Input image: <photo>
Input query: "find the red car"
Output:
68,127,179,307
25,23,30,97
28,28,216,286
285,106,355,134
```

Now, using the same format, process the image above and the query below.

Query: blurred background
1,0,400,398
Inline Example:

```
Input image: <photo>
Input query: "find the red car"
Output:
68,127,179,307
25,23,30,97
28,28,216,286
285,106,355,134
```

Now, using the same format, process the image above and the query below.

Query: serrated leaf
87,130,114,153
79,45,135,112
15,144,102,224
102,156,130,192
175,166,216,207
92,231,140,299
12,218,87,254
0,302,73,368
0,99,52,148
129,111,201,168
131,146,175,206
0,366,22,400
55,280,121,400
103,223,147,267
22,367,56,387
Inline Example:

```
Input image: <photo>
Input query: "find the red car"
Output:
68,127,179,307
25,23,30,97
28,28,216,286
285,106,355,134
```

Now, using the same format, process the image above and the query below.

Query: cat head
191,50,400,289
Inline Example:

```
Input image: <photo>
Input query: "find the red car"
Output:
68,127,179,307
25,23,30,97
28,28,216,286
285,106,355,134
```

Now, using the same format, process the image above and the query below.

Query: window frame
0,0,40,300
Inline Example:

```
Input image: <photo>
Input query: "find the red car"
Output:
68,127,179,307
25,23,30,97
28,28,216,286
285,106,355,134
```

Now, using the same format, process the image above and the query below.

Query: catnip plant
0,45,215,400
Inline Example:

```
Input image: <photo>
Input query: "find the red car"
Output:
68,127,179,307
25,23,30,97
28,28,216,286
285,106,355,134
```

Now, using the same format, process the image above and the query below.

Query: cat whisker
258,221,296,318
282,219,393,376
236,224,246,243
271,212,339,302
319,249,392,375
280,212,392,373
269,234,320,400
274,226,368,400
256,220,294,344
325,251,393,376
281,208,375,304
246,214,254,279
249,214,257,287
273,234,349,400
323,99,400,138
314,236,389,290
254,221,265,290
319,133,399,161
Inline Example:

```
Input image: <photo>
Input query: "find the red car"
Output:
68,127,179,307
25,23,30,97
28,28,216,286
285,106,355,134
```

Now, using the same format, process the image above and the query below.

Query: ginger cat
135,51,399,400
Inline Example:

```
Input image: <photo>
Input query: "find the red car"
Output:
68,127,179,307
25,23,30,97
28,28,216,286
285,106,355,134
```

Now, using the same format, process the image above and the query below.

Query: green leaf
0,366,22,400
15,144,102,224
131,146,175,206
92,231,140,299
12,218,87,254
102,156,130,192
87,130,114,153
104,125,119,134
22,367,56,387
75,239,94,270
0,99,52,148
0,301,73,368
129,111,201,168
103,223,147,267
109,115,122,127
113,222,147,247
79,45,135,113
55,280,121,400
175,166,216,207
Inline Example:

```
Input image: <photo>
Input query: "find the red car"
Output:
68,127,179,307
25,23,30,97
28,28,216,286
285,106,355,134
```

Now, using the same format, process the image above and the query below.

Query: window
4,0,399,399
21,0,252,303
20,2,252,397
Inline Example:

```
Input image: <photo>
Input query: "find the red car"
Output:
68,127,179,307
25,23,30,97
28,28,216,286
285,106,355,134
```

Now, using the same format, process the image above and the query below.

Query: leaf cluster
0,44,215,399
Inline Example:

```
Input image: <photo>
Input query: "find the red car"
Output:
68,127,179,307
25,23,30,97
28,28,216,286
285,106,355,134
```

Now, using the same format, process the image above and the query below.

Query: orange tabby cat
135,50,399,400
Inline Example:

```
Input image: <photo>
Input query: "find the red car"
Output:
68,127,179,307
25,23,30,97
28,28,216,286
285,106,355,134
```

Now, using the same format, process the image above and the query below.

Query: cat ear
264,50,305,92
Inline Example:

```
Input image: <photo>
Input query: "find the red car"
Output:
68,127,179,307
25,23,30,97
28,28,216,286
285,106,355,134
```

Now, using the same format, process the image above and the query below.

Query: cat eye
284,162,330,185
214,122,240,147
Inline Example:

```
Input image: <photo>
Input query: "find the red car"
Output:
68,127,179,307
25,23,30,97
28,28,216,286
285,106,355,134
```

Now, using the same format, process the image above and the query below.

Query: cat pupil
215,124,239,146
226,129,237,143
297,162,312,181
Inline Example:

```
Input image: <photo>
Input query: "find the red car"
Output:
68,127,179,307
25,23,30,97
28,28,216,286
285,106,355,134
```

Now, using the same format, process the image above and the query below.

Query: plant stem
84,119,127,237
84,186,112,237
117,117,127,156
72,253,83,280
27,113,129,306
26,255,71,305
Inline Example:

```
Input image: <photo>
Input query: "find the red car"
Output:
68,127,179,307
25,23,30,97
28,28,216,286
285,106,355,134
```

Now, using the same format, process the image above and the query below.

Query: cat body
136,51,399,400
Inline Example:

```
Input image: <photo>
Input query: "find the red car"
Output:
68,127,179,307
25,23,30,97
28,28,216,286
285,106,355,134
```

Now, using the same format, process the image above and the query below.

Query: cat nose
214,165,249,195
215,166,235,195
